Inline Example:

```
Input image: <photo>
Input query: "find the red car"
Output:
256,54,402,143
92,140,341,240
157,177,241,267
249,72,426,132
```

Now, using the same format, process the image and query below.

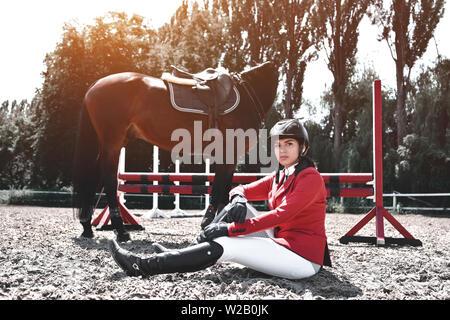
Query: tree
412,58,449,149
275,0,318,118
396,133,449,199
0,98,42,189
36,12,158,188
394,58,450,200
218,0,277,72
157,0,226,72
313,0,372,170
372,0,445,147
218,0,322,119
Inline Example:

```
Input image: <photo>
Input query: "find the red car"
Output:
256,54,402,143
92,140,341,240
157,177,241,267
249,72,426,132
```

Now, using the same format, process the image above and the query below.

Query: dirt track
0,205,449,300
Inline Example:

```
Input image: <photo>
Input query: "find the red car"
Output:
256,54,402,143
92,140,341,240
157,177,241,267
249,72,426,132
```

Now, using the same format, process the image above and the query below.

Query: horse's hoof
116,231,131,243
80,229,94,238
80,221,94,238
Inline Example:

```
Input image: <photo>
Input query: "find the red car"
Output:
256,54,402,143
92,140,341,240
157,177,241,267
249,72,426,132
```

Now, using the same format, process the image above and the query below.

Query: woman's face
274,138,304,168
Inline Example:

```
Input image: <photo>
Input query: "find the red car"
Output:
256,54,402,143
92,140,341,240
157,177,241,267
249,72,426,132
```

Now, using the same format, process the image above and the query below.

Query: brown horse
72,62,278,241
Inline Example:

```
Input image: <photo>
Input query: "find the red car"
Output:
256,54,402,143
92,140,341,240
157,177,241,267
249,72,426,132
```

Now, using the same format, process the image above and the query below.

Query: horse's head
238,62,279,119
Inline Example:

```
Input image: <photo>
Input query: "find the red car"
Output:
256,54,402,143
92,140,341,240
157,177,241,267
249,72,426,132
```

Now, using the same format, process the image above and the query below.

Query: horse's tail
72,98,101,222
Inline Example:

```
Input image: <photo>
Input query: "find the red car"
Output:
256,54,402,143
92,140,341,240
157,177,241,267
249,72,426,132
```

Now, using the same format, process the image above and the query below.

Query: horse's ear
240,61,266,77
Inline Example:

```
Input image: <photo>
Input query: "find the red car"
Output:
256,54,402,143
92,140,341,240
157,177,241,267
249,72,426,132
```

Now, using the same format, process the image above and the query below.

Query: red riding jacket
228,167,332,267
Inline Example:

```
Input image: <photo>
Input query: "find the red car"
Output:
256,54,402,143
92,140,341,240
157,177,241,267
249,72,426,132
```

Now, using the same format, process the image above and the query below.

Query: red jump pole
118,184,213,195
373,79,385,244
118,172,373,184
339,80,422,246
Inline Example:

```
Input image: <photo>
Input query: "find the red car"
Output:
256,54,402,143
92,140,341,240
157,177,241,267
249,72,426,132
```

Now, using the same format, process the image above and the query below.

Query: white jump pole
201,157,211,215
118,148,126,205
146,146,170,218
171,159,188,216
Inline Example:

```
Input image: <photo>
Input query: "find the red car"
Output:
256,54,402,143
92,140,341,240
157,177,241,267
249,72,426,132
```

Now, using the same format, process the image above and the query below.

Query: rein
231,73,265,123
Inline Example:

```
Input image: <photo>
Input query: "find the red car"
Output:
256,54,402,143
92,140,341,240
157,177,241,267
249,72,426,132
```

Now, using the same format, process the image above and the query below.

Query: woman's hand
197,222,230,242
224,194,247,224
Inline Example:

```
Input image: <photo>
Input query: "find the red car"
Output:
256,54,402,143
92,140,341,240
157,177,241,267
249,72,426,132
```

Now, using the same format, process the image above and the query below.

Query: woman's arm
229,173,275,201
228,169,324,236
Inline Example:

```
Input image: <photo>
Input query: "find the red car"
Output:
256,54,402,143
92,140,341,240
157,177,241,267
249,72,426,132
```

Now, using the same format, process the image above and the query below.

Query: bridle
231,72,266,123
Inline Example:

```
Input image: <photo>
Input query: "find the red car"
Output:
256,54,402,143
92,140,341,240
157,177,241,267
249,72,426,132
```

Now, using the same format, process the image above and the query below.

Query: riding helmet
270,119,309,155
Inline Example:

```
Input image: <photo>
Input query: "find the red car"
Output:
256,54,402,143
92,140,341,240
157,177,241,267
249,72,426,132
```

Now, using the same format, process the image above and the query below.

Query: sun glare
0,0,186,102
65,0,184,27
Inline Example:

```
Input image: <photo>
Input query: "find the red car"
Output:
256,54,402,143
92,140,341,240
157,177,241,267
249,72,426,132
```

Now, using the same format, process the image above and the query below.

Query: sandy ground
0,205,448,300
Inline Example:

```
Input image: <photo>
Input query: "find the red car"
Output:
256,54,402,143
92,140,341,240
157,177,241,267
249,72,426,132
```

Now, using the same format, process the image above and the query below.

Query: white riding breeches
213,204,321,280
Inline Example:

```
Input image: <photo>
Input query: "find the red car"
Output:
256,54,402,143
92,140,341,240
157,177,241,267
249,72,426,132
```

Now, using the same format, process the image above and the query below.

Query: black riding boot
110,208,131,242
152,242,170,253
109,240,223,277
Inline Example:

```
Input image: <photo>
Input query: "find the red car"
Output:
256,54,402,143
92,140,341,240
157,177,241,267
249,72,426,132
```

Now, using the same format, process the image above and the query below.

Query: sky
0,0,182,102
0,0,449,121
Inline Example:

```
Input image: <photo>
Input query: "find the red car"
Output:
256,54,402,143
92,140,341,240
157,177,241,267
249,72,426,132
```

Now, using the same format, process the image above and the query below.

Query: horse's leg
200,163,237,229
100,146,131,242
80,209,95,238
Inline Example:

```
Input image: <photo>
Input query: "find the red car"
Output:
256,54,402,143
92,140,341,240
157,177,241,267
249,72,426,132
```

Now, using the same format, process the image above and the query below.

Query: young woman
109,119,331,279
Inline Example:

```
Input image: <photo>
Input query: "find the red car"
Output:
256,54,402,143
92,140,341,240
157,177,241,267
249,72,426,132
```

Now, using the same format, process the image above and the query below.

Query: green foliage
0,98,42,189
217,0,322,118
305,120,333,172
157,0,226,71
217,0,277,71
396,134,449,193
33,12,160,188
411,59,449,149
394,59,450,196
